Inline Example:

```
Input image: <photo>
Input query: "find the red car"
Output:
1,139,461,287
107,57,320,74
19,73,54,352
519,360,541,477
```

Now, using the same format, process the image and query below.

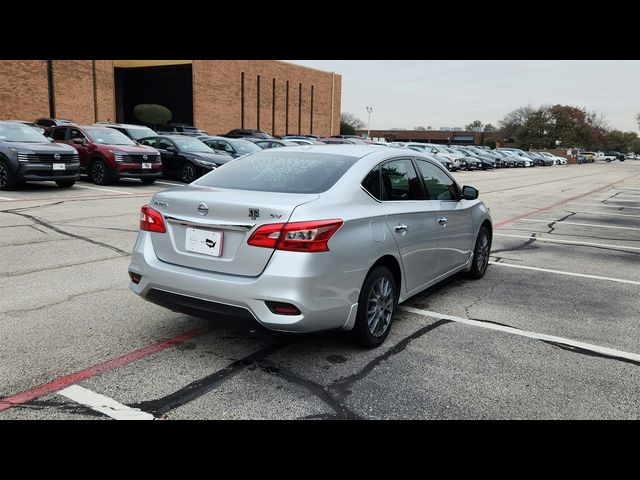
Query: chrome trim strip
164,215,255,231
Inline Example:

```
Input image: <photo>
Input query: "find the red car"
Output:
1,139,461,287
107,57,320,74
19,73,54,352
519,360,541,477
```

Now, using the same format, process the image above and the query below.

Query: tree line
341,108,640,153
497,104,640,153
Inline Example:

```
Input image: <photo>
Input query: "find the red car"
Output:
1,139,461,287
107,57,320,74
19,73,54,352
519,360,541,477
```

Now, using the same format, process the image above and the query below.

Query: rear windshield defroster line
194,151,359,194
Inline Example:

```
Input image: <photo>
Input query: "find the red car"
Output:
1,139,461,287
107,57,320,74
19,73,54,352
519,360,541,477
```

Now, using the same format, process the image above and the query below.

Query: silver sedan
128,145,492,348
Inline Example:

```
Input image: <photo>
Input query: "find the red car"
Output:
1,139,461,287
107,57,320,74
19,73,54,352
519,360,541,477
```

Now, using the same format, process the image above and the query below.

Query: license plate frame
185,227,223,257
52,163,66,171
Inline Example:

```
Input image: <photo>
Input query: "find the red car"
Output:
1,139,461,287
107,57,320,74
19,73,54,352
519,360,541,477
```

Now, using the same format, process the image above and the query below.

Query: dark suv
0,121,79,190
45,125,162,185
35,118,75,128
94,122,158,141
222,128,272,139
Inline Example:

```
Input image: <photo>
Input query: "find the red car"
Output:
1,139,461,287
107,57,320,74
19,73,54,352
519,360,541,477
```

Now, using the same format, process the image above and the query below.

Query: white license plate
52,163,66,171
185,228,223,257
142,163,152,169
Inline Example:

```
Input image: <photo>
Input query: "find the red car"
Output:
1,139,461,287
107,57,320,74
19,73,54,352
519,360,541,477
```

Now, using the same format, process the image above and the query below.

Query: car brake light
247,219,343,252
139,205,166,233
246,223,285,248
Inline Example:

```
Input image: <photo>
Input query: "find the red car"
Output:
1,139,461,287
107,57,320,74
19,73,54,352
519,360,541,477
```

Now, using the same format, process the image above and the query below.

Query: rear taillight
246,222,286,248
139,205,166,233
247,219,343,252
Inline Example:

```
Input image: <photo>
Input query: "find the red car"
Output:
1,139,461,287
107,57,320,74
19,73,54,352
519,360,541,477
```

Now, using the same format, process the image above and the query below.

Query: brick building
0,60,342,137
357,129,498,145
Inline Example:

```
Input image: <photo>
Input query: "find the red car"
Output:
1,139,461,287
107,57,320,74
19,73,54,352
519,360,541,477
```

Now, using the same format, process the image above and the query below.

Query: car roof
253,144,391,159
143,134,202,141
96,122,154,129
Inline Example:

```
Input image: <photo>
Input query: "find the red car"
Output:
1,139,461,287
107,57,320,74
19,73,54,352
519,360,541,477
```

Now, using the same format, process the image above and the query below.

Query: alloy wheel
367,277,394,337
92,162,105,184
476,232,490,273
182,164,195,183
0,164,7,188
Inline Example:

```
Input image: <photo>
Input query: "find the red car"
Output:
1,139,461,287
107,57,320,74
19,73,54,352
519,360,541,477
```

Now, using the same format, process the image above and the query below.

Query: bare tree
340,112,366,131
498,105,536,140
465,120,483,130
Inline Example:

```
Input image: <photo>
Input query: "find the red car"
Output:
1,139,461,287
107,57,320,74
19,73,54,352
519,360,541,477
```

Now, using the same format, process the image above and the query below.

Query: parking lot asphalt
1,161,639,420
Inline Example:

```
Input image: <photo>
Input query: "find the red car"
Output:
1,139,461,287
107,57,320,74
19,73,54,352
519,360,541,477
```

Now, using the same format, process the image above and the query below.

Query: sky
286,60,640,133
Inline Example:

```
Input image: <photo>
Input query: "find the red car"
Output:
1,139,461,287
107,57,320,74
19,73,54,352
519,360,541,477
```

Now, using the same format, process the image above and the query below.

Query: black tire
89,159,112,185
606,159,611,162
468,225,491,279
0,159,17,191
55,179,75,188
180,162,198,183
352,266,397,349
141,178,157,185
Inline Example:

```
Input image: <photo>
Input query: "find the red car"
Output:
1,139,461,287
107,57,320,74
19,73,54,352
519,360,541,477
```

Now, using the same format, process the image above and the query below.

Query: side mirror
166,146,176,153
462,186,479,200
72,137,84,145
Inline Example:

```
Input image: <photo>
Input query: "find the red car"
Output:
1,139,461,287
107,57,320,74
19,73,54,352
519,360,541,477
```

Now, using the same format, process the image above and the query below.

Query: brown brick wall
94,60,115,122
192,61,340,137
2,60,340,136
0,61,49,120
52,60,96,124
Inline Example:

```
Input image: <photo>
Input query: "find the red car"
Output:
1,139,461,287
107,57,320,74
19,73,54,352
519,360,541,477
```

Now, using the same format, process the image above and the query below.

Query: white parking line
0,195,14,201
519,218,640,231
568,210,640,217
494,233,640,251
74,185,135,195
570,203,640,209
155,181,184,186
488,261,640,286
57,385,154,420
401,307,640,364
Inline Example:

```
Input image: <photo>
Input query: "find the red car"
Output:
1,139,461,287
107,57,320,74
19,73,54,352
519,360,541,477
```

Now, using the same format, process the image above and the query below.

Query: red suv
45,125,162,185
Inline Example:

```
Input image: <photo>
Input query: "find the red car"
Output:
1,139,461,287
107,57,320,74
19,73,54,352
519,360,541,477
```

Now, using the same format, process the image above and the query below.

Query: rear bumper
128,231,361,333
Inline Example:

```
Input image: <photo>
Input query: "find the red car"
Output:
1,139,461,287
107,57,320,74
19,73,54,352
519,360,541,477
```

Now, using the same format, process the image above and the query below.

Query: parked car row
384,143,567,172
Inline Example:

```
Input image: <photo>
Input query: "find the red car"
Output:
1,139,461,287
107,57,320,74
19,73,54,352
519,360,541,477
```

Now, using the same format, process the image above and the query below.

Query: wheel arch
368,254,402,297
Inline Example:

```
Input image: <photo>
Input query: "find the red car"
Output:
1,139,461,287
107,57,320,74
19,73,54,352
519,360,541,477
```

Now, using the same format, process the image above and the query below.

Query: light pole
366,106,372,139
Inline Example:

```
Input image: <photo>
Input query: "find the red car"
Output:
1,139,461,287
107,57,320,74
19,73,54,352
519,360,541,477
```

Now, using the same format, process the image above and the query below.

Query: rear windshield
125,126,157,140
194,151,359,194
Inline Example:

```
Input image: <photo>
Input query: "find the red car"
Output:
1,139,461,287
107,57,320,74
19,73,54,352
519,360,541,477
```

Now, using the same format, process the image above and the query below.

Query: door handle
438,217,448,226
395,224,409,232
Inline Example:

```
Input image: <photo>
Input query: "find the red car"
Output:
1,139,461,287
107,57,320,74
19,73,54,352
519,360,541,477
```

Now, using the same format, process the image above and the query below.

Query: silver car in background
129,145,492,347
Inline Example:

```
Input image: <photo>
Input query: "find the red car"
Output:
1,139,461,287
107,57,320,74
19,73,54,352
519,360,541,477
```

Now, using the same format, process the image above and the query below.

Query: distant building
356,128,498,145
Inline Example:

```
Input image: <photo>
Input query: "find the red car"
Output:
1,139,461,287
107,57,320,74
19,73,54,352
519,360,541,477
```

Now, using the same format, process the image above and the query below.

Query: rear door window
361,165,381,200
380,159,425,201
51,128,67,141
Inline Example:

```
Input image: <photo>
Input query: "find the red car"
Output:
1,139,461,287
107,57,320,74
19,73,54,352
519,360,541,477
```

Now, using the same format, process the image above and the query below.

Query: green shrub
482,137,497,149
133,104,172,128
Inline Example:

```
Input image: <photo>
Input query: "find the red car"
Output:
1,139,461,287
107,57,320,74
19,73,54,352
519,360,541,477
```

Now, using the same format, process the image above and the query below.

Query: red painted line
0,326,210,412
494,175,640,229
0,192,152,204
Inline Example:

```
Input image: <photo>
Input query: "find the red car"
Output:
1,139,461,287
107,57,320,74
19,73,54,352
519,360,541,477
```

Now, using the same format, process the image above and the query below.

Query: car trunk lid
148,186,319,276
